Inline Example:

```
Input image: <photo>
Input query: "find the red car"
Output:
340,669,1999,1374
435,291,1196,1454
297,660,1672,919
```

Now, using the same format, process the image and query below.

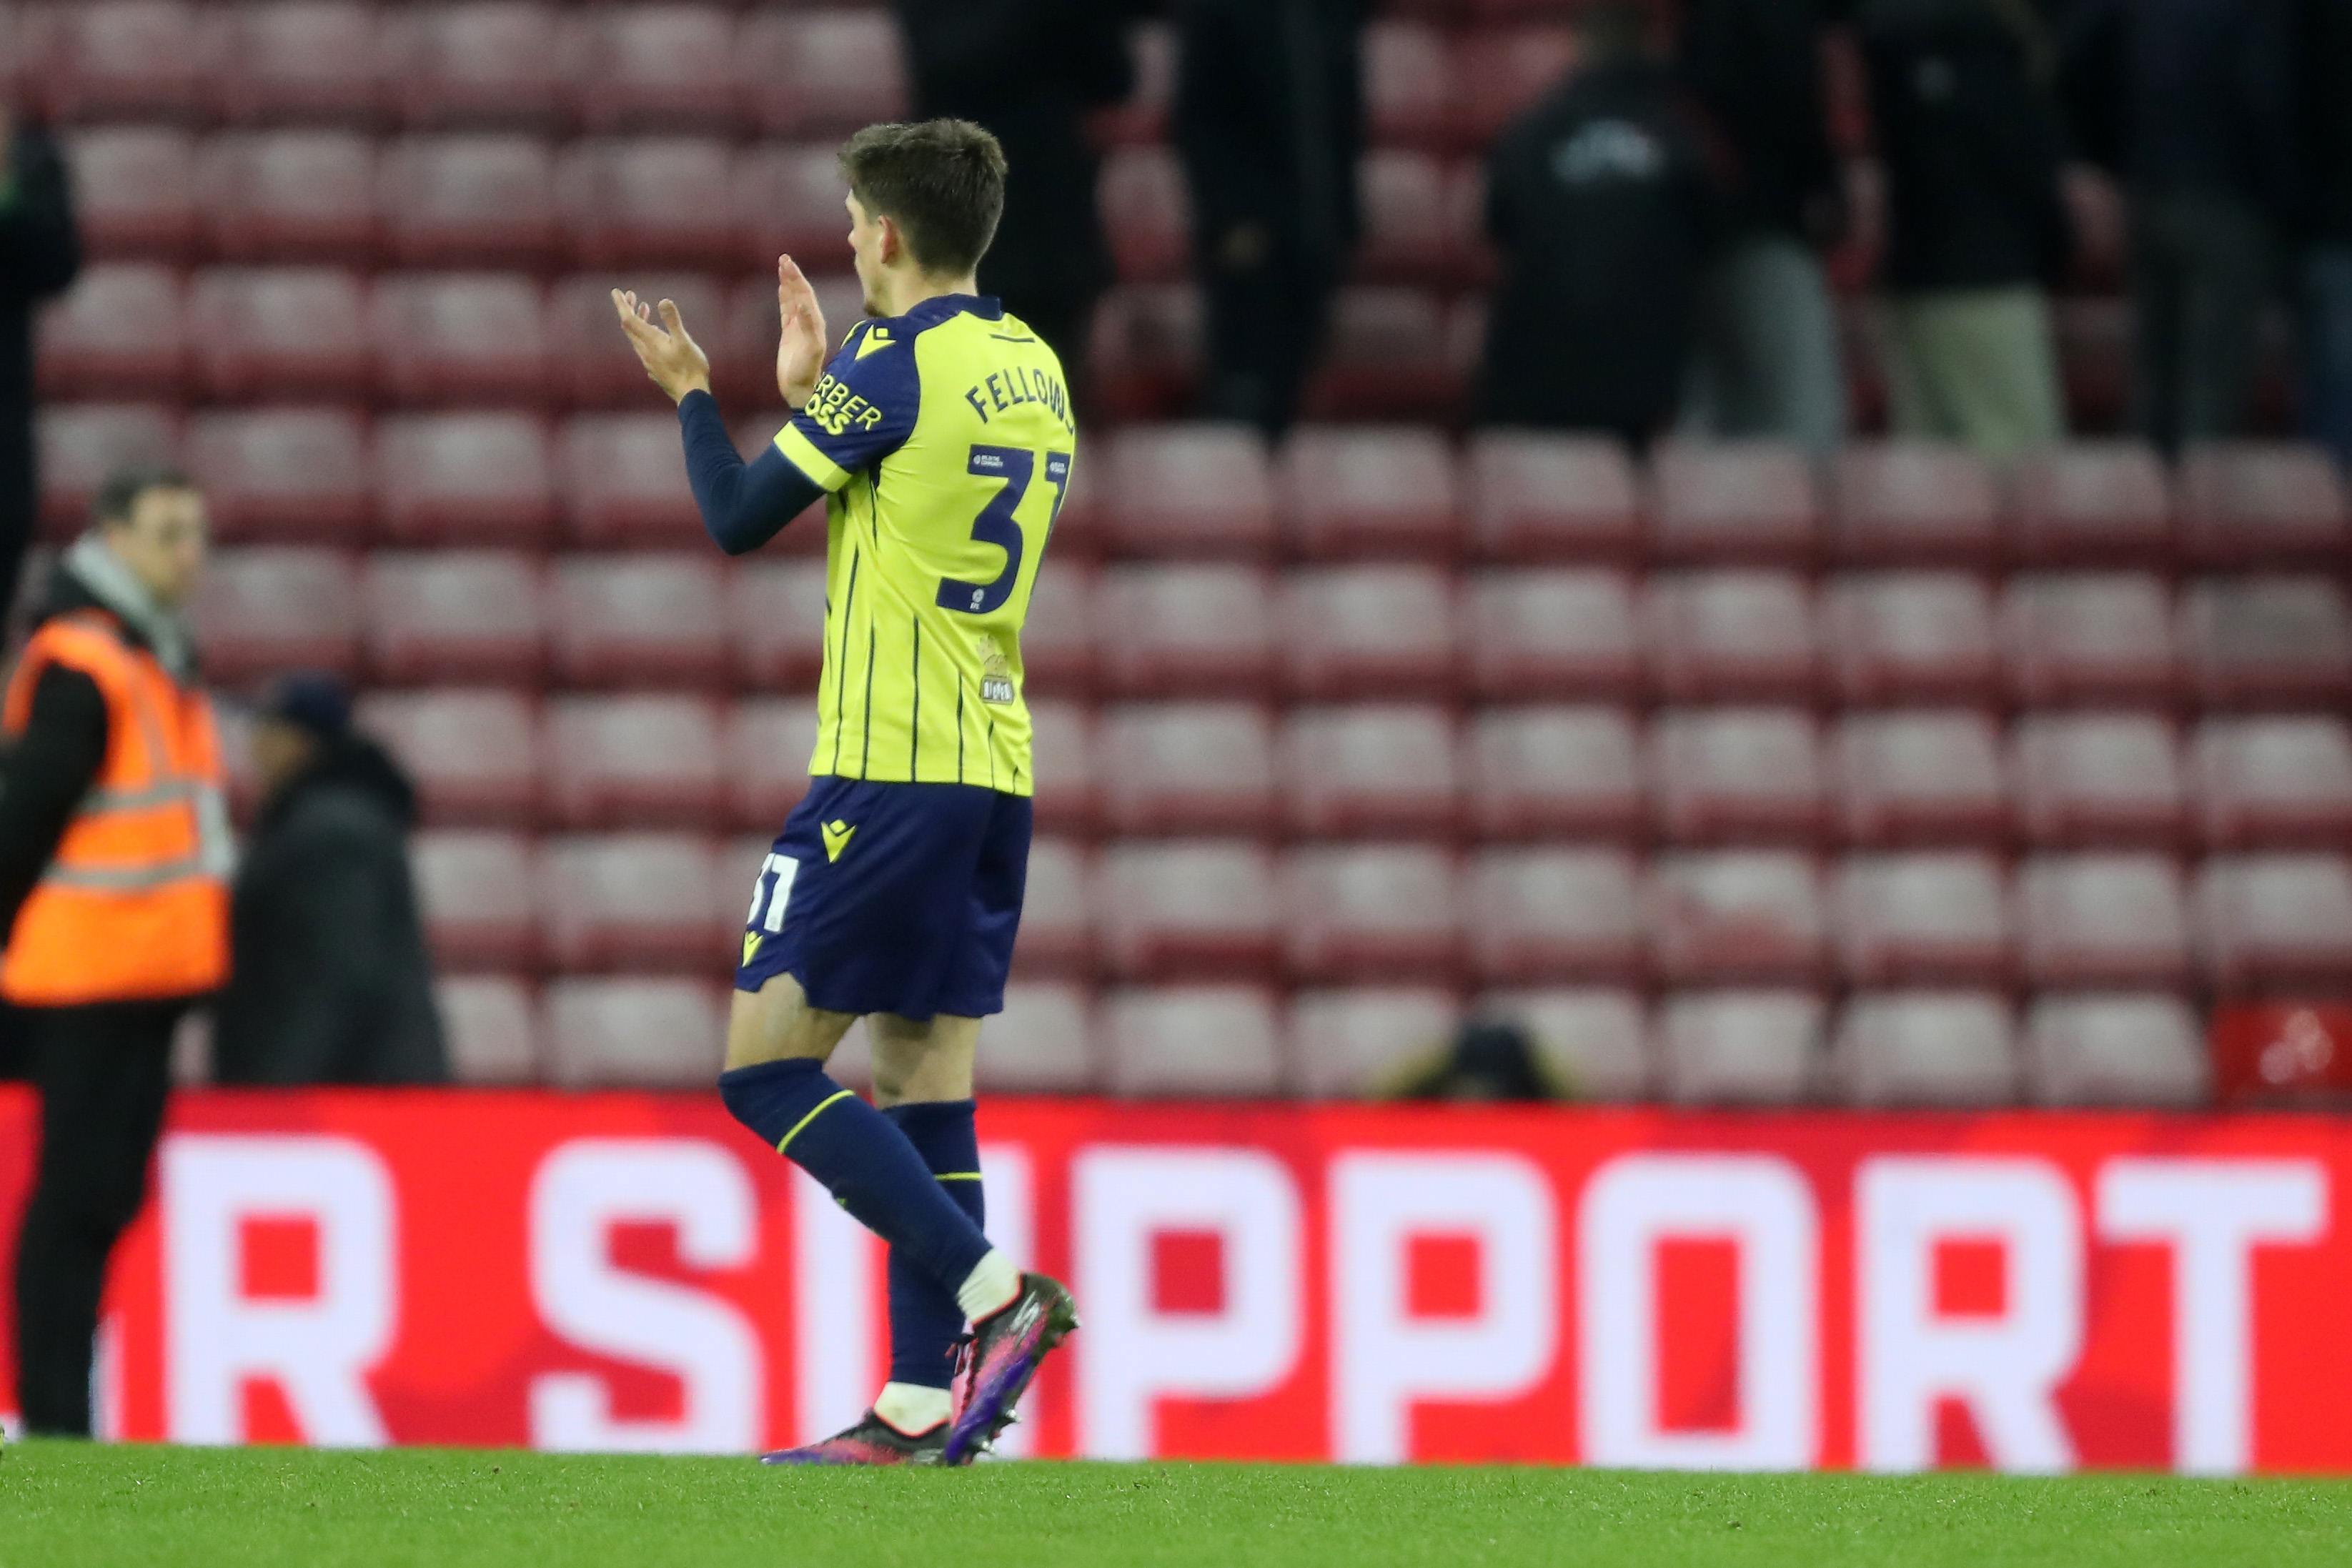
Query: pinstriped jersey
770,292,1074,795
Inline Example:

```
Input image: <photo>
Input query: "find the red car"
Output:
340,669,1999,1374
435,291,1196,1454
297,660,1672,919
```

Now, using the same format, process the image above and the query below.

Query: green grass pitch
3,1442,2348,1568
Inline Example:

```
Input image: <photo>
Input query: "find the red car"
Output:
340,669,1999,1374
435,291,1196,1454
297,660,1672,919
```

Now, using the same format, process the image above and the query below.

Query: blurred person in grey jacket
212,673,447,1086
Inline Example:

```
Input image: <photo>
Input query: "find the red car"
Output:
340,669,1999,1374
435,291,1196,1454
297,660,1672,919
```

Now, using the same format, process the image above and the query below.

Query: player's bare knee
725,973,858,1071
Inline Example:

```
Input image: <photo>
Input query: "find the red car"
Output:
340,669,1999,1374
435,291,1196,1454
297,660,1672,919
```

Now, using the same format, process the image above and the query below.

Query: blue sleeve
678,389,827,557
770,320,921,492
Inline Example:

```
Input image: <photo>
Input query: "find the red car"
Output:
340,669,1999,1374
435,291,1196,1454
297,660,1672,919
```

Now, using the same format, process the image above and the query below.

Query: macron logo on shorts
822,820,858,862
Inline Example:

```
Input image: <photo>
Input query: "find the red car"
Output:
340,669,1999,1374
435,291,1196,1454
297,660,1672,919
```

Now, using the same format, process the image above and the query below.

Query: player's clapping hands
775,255,830,411
611,289,713,405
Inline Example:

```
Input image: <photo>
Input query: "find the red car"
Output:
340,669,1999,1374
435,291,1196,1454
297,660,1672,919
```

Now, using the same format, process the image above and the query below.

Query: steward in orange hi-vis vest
0,605,229,1006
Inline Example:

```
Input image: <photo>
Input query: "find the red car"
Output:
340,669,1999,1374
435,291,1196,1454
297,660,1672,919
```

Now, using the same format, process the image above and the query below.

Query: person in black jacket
0,112,80,625
1174,0,1364,437
893,0,1141,393
2296,0,2352,469
1857,0,2072,464
1477,3,1718,447
212,673,447,1086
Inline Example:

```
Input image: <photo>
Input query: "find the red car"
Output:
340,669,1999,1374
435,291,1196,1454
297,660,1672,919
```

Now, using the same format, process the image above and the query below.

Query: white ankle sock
956,1249,1021,1322
873,1381,951,1435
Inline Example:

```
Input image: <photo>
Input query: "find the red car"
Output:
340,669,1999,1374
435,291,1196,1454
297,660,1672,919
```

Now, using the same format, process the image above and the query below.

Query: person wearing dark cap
211,672,446,1088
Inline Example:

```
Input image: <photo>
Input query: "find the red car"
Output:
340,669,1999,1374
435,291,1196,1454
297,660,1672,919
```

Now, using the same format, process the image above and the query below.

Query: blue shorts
735,775,1032,1021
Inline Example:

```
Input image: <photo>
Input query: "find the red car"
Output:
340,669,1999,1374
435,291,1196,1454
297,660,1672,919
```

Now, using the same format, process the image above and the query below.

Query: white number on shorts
746,853,798,933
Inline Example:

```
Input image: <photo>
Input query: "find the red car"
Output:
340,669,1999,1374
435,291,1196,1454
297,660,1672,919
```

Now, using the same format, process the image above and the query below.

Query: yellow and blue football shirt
769,293,1074,795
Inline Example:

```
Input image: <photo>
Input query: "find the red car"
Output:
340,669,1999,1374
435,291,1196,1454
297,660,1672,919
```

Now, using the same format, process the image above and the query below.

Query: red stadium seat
1099,145,1190,285
412,829,540,973
1823,572,2000,705
2180,576,2352,706
2193,717,2352,849
364,550,546,685
1100,423,1274,560
1645,570,1818,703
1097,840,1282,981
549,554,730,689
1464,847,1644,983
1648,442,1819,564
45,0,203,124
1281,565,1458,700
2013,712,2187,846
374,412,555,547
1478,987,1651,1101
192,547,360,683
2178,442,2351,567
540,833,726,973
1297,292,1458,422
544,694,725,829
1462,432,1640,562
1022,563,1097,700
35,404,180,540
547,272,725,409
62,128,197,261
1289,988,1464,1098
728,558,828,690
2023,993,2208,1108
1464,706,1644,841
435,974,542,1083
1356,150,1454,285
1098,703,1278,837
2197,853,2352,991
1364,20,1457,148
558,413,703,547
1279,425,1459,560
559,138,740,270
1462,569,1642,701
725,696,819,831
1028,700,1098,838
2001,572,2177,706
1010,839,1094,979
2016,853,2193,987
567,5,743,135
1100,985,1282,1096
385,2,565,130
359,688,542,827
977,983,1098,1093
372,274,549,407
1828,441,2000,565
1650,707,1827,844
1281,705,1459,838
206,0,387,128
379,134,562,269
1096,19,1173,147
199,132,380,264
1830,710,2009,846
184,408,371,544
1088,284,1203,422
1452,25,1580,148
1284,844,1461,983
735,144,853,272
1830,993,2017,1108
36,264,187,401
543,978,725,1089
1832,851,2012,987
1096,564,1276,699
738,11,909,138
1654,988,1825,1105
1650,850,1829,984
187,268,372,402
2006,442,2173,565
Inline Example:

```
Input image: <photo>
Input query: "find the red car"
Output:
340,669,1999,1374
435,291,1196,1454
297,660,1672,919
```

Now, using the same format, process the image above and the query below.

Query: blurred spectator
1174,0,1365,437
212,673,447,1087
1375,1021,1564,1102
0,109,82,624
896,0,1142,393
1677,0,1849,456
1477,3,1717,448
2122,0,2296,454
1856,0,2070,465
2296,0,2352,469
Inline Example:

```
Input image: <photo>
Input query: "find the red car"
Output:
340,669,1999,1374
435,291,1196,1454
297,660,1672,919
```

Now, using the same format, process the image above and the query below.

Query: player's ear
876,213,902,269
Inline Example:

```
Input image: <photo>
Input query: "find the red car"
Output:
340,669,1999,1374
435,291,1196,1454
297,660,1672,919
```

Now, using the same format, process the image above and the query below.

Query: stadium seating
1100,145,1189,285
2176,442,2350,566
1282,705,1460,838
540,833,727,973
192,547,360,683
2013,712,2188,846
548,272,725,407
2179,576,2352,706
1098,703,1278,836
62,127,199,261
1097,840,1281,981
200,131,380,263
559,137,740,270
1026,700,1098,836
1454,24,1582,147
1646,571,1818,703
1462,705,1644,840
386,3,567,132
559,413,705,547
737,10,908,137
1100,424,1274,559
1830,709,2008,845
185,407,371,544
1011,838,1093,979
1833,852,2012,987
435,974,541,1085
1100,985,1283,1097
724,697,819,830
1021,564,1097,698
1095,564,1276,699
364,550,546,685
44,1,207,126
735,144,853,272
412,828,541,973
1289,987,1464,1098
542,976,725,1088
548,554,730,688
567,5,743,136
1649,850,1828,984
207,1,389,129
372,274,550,407
1479,988,1652,1100
1464,847,1644,983
1283,843,1462,983
37,264,187,400
2001,572,2178,705
379,134,563,269
1462,569,1642,701
728,558,830,690
1647,442,1818,564
374,412,558,547
1363,20,1456,149
1279,425,1459,559
1829,992,2018,1108
1461,432,1641,562
1299,288,1457,419
2196,854,2352,990
1088,283,1201,420
188,267,373,402
976,983,1097,1093
2015,853,2193,986
1828,441,2000,565
1653,989,1824,1105
2192,717,2352,848
1822,572,2000,705
2020,992,2208,1107
358,688,542,827
1282,565,1458,700
36,403,180,537
1650,708,1827,843
2007,441,2172,563
542,693,725,828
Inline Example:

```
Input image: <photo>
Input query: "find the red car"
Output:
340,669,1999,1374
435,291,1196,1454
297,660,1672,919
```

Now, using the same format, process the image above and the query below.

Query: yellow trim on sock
775,1089,855,1156
937,1171,985,1181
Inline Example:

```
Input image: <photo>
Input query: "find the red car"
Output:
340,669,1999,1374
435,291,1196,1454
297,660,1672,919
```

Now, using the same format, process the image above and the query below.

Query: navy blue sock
718,1061,993,1296
881,1101,986,1390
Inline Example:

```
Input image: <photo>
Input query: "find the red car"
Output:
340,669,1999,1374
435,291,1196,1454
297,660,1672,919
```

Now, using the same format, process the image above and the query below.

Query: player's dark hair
838,119,1008,278
93,462,195,528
